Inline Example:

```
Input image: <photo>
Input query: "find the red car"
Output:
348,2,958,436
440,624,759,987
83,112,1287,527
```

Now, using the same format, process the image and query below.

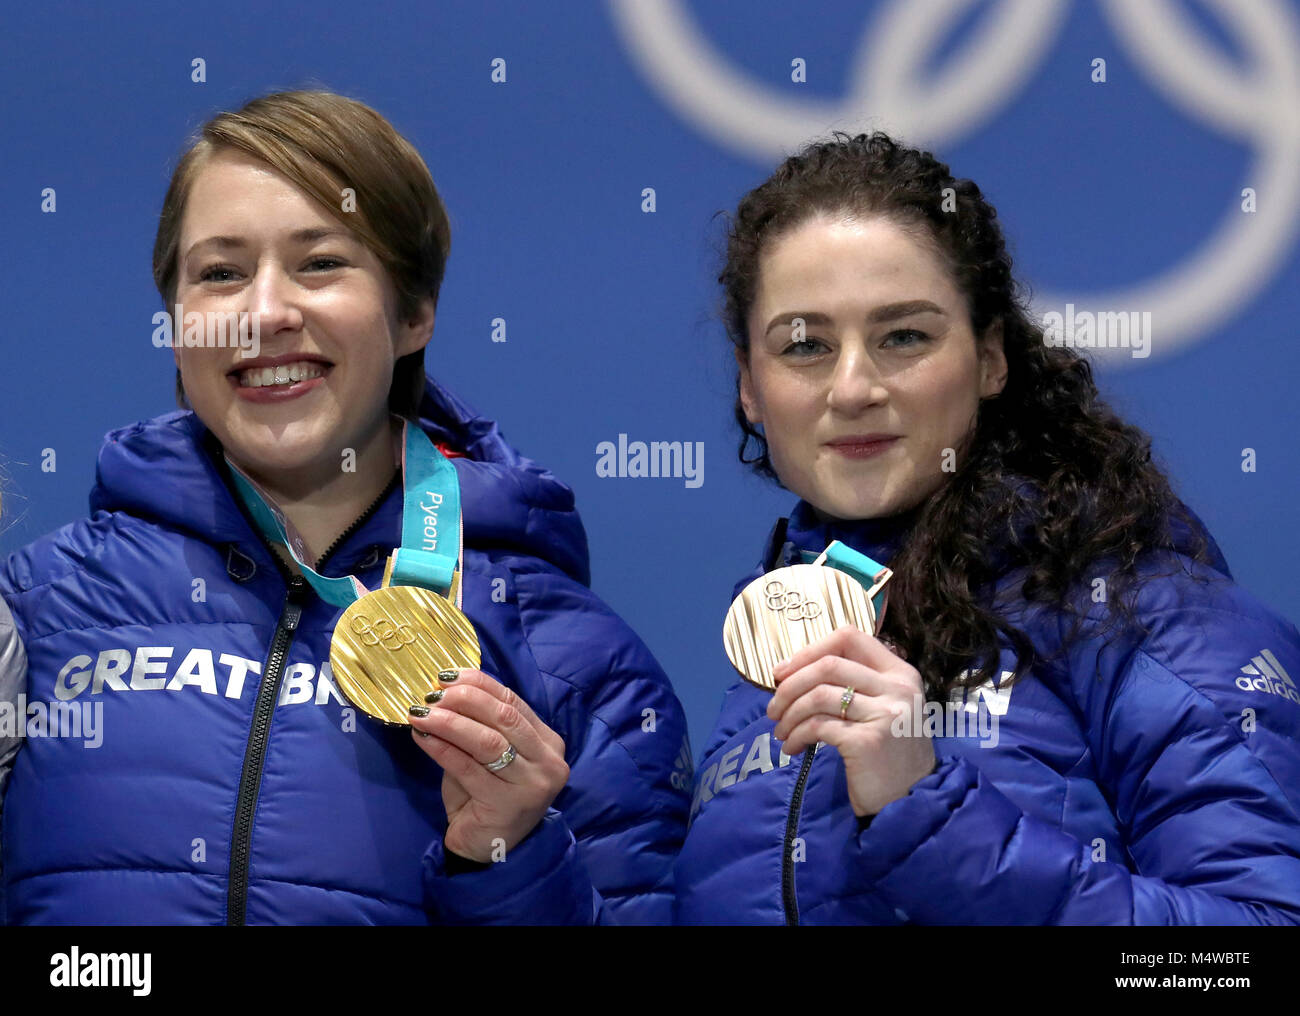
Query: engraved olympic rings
349,614,418,651
763,580,823,621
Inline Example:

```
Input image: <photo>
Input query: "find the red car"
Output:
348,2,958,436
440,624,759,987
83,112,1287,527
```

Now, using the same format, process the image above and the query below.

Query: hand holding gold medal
329,554,479,724
328,548,569,863
231,419,569,863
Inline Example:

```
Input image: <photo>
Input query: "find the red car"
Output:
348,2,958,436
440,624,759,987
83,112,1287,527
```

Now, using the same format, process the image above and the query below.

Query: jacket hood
87,377,591,585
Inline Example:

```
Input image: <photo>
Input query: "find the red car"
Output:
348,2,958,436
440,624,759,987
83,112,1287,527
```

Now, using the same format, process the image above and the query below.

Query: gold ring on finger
839,685,855,720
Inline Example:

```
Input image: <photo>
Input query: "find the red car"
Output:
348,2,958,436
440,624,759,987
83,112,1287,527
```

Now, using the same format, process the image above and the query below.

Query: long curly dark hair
720,131,1215,698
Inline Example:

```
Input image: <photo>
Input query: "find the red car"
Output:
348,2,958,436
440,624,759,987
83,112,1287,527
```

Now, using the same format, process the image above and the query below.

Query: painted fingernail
409,705,431,718
425,689,445,704
415,730,431,739
437,669,459,683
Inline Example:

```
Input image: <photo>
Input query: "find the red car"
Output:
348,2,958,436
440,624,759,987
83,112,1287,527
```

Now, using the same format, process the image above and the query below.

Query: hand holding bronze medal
228,419,479,726
723,541,893,691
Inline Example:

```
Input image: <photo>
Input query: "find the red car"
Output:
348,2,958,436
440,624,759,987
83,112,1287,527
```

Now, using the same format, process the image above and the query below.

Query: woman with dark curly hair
674,131,1300,925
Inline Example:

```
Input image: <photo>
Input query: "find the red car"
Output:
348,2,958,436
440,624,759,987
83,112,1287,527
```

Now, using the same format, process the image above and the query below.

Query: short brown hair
153,89,452,419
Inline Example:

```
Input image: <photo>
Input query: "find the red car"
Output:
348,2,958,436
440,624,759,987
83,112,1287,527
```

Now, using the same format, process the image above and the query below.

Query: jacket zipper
226,575,307,926
217,449,400,924
782,746,817,926
227,463,399,583
314,468,401,574
768,524,816,926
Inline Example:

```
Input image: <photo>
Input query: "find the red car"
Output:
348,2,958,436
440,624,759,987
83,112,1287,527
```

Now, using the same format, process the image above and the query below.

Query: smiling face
738,214,1007,521
172,147,434,488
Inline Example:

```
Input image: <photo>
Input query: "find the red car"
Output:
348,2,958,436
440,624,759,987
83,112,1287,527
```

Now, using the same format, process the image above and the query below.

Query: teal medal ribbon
800,540,892,622
224,418,463,607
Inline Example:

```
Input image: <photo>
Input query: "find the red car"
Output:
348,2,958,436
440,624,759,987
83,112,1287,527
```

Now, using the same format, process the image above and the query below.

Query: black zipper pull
282,576,307,631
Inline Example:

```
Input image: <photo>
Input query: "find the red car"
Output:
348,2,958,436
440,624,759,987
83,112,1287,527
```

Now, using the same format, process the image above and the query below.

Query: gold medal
329,554,480,725
723,555,891,692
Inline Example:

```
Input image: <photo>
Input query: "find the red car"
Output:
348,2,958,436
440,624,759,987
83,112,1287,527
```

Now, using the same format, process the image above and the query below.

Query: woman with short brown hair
1,89,689,925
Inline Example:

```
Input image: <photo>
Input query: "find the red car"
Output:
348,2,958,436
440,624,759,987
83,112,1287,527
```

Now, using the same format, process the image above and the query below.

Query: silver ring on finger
484,743,517,772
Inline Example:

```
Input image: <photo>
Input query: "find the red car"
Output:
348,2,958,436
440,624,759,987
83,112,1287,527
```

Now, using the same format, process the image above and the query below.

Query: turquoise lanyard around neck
225,419,463,608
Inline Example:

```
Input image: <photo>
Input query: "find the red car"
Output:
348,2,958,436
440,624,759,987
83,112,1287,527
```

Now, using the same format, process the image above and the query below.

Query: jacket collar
776,499,921,570
749,478,1231,601
88,377,591,585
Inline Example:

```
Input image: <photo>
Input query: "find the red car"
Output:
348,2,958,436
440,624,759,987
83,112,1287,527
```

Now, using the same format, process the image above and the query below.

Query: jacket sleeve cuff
852,755,1096,924
422,809,600,925
851,755,973,885
857,757,941,833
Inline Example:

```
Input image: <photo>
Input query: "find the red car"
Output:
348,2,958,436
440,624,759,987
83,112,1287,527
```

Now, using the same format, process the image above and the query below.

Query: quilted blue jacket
675,499,1300,924
0,379,691,925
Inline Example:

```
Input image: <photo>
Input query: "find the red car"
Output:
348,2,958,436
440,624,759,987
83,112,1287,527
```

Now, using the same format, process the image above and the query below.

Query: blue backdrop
3,0,1298,757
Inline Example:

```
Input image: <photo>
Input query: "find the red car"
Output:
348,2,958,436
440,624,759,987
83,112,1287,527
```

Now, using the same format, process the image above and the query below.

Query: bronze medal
722,561,889,692
329,559,480,725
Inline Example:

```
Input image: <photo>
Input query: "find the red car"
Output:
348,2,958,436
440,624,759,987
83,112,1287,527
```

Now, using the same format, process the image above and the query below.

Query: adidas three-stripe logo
1236,648,1300,706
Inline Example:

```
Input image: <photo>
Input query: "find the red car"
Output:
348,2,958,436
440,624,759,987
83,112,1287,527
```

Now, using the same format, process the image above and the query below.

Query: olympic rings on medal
763,580,823,621
349,613,418,651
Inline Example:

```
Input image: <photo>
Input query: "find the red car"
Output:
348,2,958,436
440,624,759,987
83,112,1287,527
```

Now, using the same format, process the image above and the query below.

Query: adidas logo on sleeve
1236,648,1300,706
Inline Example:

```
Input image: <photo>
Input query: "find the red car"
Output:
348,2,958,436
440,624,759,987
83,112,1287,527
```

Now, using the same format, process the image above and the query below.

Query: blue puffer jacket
0,379,691,925
675,499,1300,924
